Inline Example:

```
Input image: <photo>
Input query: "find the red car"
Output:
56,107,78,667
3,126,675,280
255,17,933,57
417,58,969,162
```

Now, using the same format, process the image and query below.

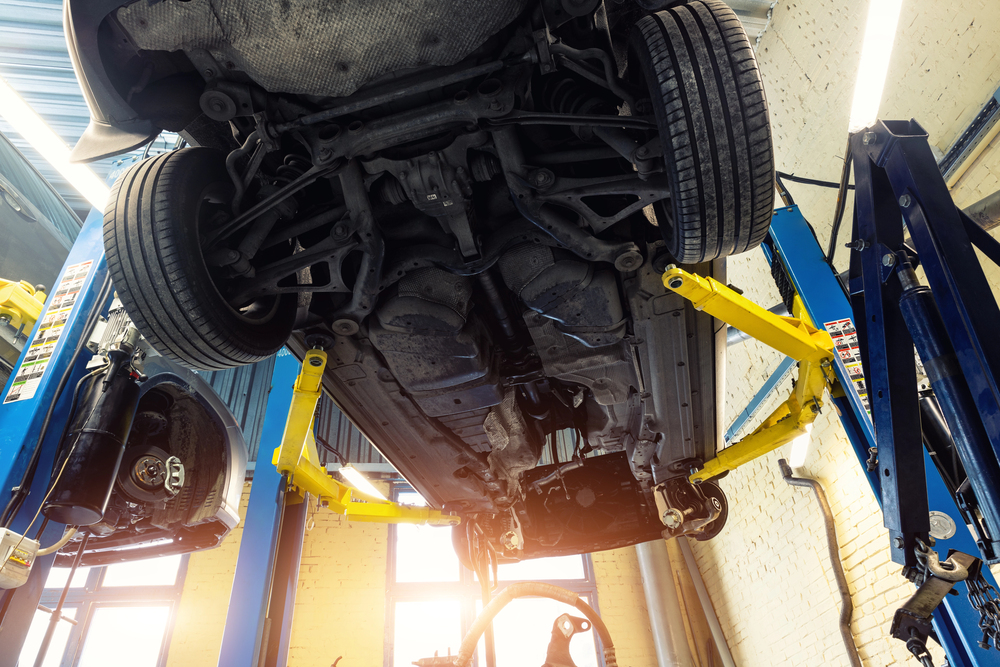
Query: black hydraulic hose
1,275,113,528
454,582,617,667
775,171,856,191
32,531,90,667
826,137,855,265
779,459,862,667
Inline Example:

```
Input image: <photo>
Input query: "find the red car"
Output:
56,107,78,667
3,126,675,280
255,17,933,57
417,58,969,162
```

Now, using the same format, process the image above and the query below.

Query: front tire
631,0,775,263
104,148,296,370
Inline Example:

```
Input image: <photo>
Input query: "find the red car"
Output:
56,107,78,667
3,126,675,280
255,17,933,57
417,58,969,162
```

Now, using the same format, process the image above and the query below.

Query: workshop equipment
680,119,1000,667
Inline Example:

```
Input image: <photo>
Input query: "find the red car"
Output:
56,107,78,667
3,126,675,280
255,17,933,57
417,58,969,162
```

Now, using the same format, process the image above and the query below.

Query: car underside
68,0,775,559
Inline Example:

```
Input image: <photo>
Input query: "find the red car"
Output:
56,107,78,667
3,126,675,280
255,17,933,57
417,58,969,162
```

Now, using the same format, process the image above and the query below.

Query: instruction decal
3,260,94,404
823,317,871,415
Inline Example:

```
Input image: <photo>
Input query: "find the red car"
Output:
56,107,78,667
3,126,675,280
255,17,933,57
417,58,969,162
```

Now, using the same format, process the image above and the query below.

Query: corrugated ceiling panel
196,355,277,462
314,396,389,467
0,0,175,219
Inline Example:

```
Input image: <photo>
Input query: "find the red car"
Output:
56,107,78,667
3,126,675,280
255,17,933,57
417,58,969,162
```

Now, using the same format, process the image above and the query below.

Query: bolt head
636,146,650,158
882,253,896,267
530,169,554,187
899,194,913,208
894,536,905,549
862,132,877,145
662,509,683,529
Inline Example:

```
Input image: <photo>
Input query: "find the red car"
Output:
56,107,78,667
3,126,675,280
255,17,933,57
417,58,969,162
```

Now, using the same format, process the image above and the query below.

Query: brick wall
687,1,1000,665
593,547,658,667
166,488,655,667
286,505,389,666
167,485,251,667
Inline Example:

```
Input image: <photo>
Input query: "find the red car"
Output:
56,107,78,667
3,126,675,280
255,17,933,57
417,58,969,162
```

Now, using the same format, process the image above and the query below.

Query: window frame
384,485,603,667
25,555,189,667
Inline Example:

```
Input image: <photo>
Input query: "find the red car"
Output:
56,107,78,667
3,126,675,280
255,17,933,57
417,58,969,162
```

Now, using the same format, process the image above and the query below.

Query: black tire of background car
103,148,296,370
630,0,775,264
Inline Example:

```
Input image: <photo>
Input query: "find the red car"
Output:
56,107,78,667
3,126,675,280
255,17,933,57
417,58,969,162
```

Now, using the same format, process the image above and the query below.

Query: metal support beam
676,538,736,667
769,203,1000,667
0,206,109,661
635,540,695,667
218,350,301,667
262,494,308,667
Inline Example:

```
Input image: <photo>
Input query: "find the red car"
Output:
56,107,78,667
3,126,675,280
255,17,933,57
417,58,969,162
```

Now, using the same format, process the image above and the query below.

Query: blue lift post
0,207,111,662
769,197,1000,665
218,349,306,667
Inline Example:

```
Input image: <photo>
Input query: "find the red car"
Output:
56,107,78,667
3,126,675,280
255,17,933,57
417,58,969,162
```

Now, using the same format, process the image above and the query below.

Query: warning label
3,260,94,404
823,317,871,415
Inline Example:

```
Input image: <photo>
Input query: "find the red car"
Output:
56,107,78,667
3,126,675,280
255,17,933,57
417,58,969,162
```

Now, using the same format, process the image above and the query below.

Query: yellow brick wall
687,1,1000,665
286,505,388,666
166,487,656,667
592,547,658,667
167,484,252,667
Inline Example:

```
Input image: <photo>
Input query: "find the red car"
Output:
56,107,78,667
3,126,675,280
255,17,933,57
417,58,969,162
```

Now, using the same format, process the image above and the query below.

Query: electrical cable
0,419,94,578
0,274,113,528
37,526,78,557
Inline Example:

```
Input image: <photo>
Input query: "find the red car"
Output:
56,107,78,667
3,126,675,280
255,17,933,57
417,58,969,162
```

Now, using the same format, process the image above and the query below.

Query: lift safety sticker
3,260,94,404
823,317,871,415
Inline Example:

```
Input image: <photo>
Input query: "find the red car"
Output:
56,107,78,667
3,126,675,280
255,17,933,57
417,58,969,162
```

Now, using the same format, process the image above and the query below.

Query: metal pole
32,531,90,667
635,540,695,667
676,538,736,667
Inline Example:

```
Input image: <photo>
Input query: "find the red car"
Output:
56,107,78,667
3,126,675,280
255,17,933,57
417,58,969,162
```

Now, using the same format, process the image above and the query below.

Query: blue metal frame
0,207,110,662
769,202,1000,667
724,355,795,444
218,349,303,667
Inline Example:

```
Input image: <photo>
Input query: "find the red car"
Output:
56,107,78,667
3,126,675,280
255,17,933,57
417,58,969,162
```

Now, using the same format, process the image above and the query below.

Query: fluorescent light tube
0,75,109,209
848,0,905,132
339,465,387,501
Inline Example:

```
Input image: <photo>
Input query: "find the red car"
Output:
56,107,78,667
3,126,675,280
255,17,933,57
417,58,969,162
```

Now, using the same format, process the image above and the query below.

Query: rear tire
630,0,774,263
103,148,295,370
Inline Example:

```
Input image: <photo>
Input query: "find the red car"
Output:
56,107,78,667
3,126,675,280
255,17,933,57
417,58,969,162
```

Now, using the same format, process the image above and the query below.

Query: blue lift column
218,349,305,667
0,207,111,662
769,205,1000,667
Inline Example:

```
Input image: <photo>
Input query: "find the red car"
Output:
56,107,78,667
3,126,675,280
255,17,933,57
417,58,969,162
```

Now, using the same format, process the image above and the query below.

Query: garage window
17,554,186,667
386,490,602,667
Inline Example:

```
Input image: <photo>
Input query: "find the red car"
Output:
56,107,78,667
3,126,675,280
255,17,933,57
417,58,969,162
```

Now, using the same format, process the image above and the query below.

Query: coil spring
273,155,311,185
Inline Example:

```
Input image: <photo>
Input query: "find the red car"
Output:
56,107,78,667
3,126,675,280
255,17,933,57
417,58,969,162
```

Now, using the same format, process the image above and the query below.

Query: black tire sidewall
106,148,296,369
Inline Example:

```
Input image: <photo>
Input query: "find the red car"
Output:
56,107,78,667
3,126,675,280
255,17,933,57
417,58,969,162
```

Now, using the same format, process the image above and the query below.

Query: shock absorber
897,260,1000,560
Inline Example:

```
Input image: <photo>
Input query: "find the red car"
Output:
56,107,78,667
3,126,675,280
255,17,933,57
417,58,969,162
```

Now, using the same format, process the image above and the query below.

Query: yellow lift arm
271,348,460,526
0,279,46,332
661,266,837,484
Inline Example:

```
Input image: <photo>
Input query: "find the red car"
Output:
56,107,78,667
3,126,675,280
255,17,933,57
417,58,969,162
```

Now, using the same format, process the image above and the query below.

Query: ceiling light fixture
0,75,109,209
848,0,905,133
